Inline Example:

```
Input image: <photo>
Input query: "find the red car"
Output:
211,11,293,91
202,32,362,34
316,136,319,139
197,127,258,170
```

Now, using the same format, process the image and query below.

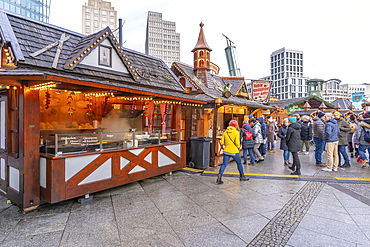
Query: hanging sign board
251,80,272,103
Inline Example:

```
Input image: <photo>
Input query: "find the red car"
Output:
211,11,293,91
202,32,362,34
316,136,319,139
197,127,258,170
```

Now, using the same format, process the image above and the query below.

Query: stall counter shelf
39,130,185,204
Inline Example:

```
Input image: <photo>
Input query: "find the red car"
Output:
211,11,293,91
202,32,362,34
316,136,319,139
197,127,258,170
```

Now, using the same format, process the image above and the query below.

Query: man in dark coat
240,121,256,165
299,115,312,155
322,113,340,172
277,118,290,166
334,112,351,167
313,112,326,167
286,117,302,175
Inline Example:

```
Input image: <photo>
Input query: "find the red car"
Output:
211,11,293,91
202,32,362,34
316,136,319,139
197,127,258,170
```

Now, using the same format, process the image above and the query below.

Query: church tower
192,23,213,88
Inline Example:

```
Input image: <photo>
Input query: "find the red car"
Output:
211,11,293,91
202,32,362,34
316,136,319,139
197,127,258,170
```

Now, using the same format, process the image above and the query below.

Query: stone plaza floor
1,146,370,246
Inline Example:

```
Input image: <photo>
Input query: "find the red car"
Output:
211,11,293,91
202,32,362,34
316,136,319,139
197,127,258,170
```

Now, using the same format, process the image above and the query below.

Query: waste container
188,137,212,169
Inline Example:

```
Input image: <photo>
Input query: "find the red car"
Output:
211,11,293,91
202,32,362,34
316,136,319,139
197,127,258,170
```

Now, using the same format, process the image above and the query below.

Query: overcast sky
50,0,370,84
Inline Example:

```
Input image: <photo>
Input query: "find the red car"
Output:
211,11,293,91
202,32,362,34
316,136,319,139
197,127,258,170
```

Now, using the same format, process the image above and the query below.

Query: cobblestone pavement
247,181,324,246
1,146,370,246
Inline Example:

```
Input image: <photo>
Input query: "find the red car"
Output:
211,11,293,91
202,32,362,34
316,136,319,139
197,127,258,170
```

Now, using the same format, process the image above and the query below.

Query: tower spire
192,22,212,52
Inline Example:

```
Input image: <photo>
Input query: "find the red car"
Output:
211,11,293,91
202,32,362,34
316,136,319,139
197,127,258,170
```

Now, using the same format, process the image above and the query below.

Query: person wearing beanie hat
347,114,358,159
286,116,302,175
318,112,325,119
312,112,327,166
216,120,249,184
288,117,297,123
240,120,256,165
249,114,254,119
356,112,370,168
334,111,351,168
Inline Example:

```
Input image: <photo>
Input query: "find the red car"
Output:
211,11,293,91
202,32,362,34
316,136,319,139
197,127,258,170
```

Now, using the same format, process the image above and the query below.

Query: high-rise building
82,0,117,35
266,47,309,100
0,0,50,22
145,11,180,67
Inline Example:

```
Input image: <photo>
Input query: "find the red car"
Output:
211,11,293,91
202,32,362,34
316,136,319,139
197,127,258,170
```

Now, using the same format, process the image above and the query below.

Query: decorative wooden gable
172,62,204,93
63,27,138,81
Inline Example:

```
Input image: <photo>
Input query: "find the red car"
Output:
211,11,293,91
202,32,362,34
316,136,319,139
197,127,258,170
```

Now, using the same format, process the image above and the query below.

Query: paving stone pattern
247,181,324,246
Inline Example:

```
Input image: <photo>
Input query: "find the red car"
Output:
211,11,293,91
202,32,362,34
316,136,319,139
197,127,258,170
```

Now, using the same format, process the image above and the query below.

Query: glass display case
42,129,181,156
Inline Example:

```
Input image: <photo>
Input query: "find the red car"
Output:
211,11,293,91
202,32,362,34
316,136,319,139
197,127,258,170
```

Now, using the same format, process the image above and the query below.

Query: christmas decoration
103,96,109,114
131,100,136,113
154,103,158,120
143,101,148,117
86,96,93,117
67,92,75,117
45,90,51,109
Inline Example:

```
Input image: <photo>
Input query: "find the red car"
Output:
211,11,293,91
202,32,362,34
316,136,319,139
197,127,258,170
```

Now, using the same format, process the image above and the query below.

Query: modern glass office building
0,0,50,23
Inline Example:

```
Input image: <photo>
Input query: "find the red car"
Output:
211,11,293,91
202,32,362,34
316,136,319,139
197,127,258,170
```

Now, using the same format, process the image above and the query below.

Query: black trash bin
188,137,212,169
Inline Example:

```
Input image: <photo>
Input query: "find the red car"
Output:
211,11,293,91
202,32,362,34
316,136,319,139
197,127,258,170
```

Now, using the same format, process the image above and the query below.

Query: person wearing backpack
216,120,249,184
334,112,352,168
240,121,256,165
277,118,291,166
322,113,340,172
355,111,370,168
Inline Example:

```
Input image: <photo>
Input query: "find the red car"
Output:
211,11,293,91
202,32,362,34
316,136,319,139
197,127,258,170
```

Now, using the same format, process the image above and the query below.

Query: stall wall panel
144,152,152,164
120,156,130,170
78,158,112,185
65,154,101,181
128,165,146,174
44,143,186,204
0,158,5,180
158,151,175,167
165,144,181,157
40,158,47,188
9,166,19,192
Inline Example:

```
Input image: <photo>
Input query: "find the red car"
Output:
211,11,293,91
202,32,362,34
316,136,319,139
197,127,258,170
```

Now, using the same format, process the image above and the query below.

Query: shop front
0,11,205,210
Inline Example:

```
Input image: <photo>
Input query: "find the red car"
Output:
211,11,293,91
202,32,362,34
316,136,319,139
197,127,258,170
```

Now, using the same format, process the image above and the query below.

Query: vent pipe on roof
119,18,123,48
222,34,241,77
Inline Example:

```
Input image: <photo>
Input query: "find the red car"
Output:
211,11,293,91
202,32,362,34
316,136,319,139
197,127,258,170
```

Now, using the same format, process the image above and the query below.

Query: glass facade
0,0,51,23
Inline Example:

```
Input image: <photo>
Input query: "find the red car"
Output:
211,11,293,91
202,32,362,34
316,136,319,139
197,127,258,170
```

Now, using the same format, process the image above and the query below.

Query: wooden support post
22,86,40,209
210,103,218,167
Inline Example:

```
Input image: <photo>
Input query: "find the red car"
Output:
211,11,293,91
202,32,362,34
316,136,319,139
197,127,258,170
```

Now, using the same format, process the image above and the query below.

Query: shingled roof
0,11,185,94
172,62,274,109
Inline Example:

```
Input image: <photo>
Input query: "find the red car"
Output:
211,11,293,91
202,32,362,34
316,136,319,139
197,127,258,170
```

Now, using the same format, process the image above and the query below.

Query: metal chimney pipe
119,18,123,47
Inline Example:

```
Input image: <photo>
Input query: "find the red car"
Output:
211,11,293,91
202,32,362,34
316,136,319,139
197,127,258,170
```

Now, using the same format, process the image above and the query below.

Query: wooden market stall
0,11,207,210
171,23,274,167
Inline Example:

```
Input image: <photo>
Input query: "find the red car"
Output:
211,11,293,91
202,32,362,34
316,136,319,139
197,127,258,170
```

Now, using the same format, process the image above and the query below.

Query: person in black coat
277,118,291,166
300,115,312,154
286,117,302,175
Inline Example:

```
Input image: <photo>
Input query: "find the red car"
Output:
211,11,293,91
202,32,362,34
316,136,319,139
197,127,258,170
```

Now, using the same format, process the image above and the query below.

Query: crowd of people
216,111,370,184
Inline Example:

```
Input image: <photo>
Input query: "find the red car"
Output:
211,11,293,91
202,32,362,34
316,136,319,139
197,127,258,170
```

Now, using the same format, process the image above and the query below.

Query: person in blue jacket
240,121,256,165
322,113,340,172
257,116,267,156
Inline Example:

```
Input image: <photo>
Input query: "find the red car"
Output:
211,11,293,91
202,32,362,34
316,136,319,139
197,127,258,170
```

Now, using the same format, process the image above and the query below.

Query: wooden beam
0,75,46,81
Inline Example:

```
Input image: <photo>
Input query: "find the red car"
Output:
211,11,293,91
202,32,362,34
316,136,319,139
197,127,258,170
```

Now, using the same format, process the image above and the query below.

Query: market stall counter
40,129,185,204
